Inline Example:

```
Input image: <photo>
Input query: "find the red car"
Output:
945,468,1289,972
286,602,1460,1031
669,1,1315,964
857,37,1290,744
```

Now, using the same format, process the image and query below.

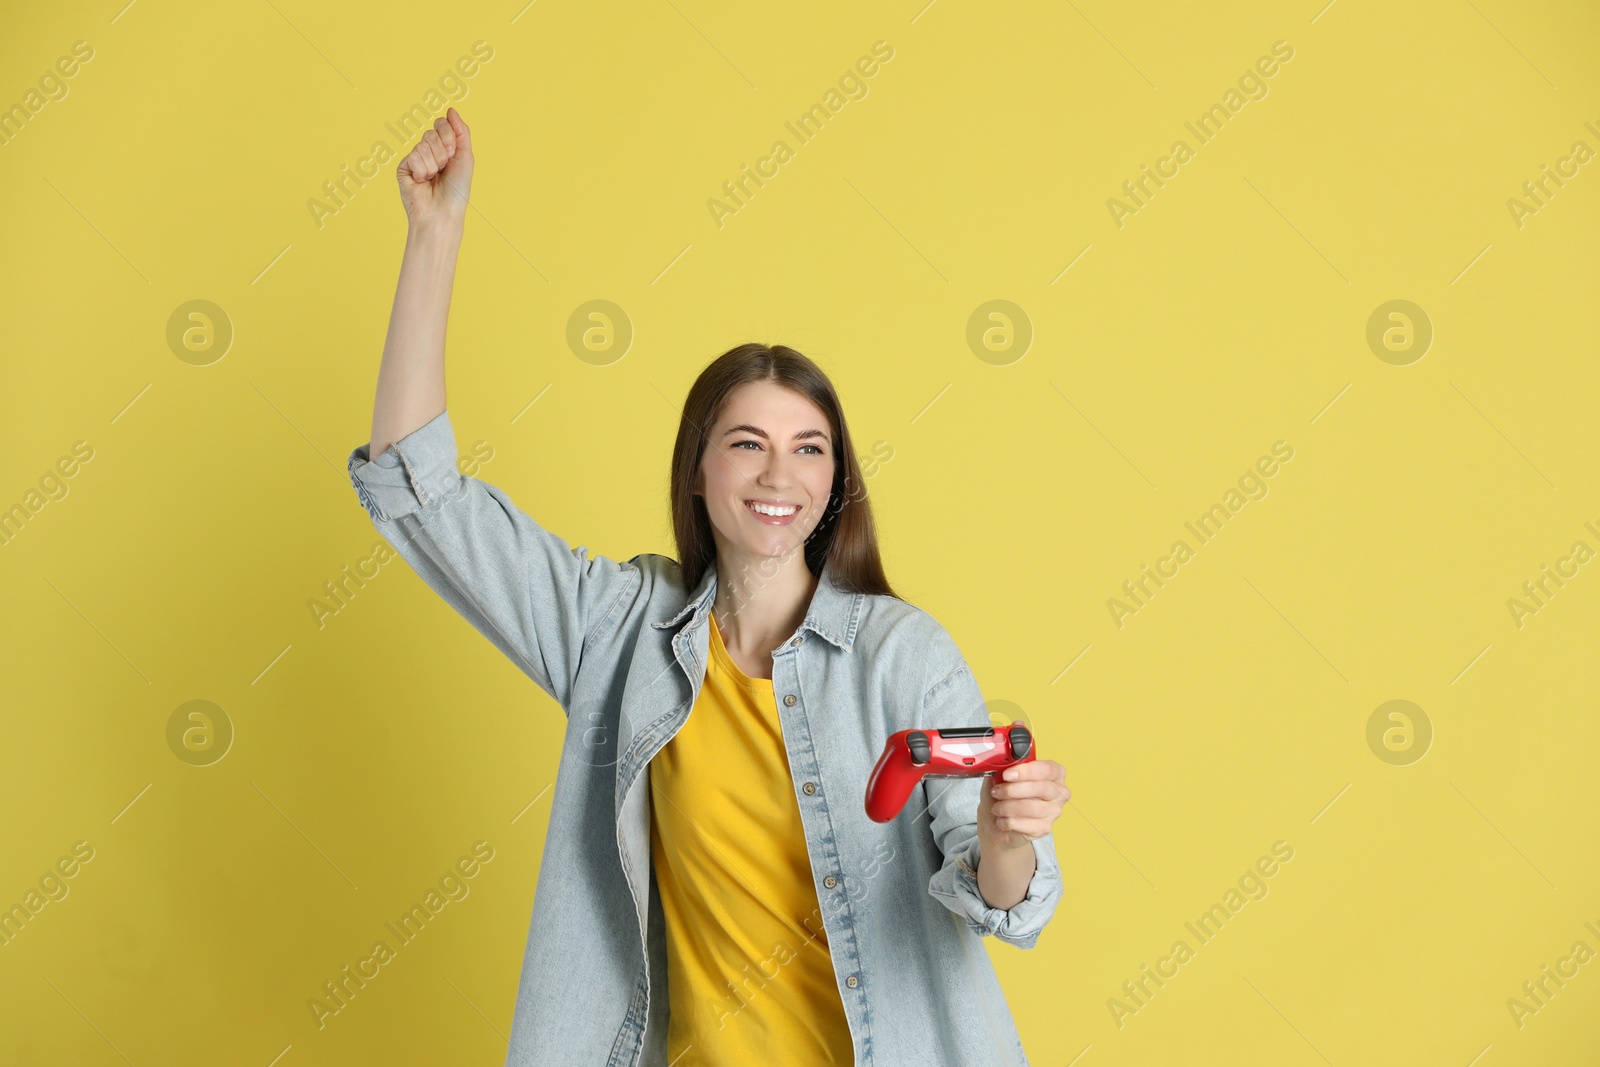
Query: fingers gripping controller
864,723,1036,823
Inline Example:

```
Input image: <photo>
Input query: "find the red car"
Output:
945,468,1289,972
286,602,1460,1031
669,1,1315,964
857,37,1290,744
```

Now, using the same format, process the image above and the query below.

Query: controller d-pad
1009,726,1032,760
907,731,930,765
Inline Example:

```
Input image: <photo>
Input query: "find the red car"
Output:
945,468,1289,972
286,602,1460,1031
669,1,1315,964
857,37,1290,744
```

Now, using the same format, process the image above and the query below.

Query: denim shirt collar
651,555,863,653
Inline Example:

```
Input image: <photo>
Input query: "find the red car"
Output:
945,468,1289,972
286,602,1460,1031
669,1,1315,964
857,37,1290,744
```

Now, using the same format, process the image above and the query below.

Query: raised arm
369,107,474,459
348,109,642,710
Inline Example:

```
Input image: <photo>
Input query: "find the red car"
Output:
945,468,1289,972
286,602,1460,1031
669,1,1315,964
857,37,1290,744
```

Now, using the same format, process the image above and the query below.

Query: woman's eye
732,441,826,455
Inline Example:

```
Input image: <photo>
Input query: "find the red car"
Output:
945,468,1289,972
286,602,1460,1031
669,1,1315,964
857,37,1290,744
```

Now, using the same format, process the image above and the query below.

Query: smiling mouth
745,499,800,524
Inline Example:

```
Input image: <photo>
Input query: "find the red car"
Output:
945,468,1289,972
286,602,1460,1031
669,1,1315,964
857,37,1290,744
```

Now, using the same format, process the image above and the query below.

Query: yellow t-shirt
648,612,855,1064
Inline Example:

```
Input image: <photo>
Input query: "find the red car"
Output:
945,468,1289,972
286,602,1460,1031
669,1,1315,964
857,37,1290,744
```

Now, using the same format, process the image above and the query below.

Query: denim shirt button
789,637,801,647
783,694,798,706
846,974,859,989
802,781,817,795
823,875,837,888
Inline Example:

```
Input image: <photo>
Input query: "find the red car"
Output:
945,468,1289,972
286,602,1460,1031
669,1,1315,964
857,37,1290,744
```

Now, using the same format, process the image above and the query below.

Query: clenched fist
397,106,475,232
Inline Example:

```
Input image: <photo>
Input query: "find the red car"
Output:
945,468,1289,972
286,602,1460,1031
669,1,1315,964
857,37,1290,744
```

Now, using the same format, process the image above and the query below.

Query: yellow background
2,0,1597,1064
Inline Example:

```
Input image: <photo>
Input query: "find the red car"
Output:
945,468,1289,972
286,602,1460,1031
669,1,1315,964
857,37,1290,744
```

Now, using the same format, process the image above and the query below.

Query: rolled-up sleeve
921,648,1064,950
347,409,641,709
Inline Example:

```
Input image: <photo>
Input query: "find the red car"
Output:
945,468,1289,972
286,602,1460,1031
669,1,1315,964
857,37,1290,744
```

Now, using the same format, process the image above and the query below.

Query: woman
348,107,1071,1066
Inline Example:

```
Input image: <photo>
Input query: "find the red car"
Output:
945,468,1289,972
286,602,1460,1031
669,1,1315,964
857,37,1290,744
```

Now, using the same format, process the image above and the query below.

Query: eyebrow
721,424,830,444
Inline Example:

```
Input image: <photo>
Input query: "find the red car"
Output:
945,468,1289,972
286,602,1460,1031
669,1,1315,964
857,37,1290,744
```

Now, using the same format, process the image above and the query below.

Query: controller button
802,781,817,795
1009,726,1033,760
907,731,930,765
783,694,797,706
846,975,859,989
823,875,837,888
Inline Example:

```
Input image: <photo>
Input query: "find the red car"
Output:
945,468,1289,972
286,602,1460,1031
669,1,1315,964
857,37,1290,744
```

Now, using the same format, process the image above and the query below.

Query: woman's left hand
978,755,1070,852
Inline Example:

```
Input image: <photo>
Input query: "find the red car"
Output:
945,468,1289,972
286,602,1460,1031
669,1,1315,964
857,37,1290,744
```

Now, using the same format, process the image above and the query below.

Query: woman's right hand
397,107,474,232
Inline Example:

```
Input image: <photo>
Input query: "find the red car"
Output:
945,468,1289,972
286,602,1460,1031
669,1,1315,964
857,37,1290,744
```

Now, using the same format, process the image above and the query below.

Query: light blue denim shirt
347,409,1064,1066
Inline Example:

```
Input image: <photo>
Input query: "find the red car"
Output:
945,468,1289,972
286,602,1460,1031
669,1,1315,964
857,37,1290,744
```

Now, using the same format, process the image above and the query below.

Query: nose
754,448,799,487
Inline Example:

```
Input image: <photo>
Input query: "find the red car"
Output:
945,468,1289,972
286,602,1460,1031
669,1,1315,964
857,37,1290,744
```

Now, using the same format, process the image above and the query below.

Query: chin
746,533,802,560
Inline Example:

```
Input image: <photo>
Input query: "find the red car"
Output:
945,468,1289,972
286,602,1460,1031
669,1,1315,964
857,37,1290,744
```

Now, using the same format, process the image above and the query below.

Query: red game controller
864,723,1036,823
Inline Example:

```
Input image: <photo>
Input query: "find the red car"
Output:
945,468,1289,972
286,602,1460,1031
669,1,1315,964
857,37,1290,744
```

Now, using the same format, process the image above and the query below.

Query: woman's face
694,380,836,565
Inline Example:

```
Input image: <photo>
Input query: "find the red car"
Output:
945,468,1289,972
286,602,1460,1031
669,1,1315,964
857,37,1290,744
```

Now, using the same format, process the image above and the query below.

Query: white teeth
747,501,798,517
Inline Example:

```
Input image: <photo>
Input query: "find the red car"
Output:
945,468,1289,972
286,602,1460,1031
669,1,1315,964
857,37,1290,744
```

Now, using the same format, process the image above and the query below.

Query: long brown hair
668,342,899,601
